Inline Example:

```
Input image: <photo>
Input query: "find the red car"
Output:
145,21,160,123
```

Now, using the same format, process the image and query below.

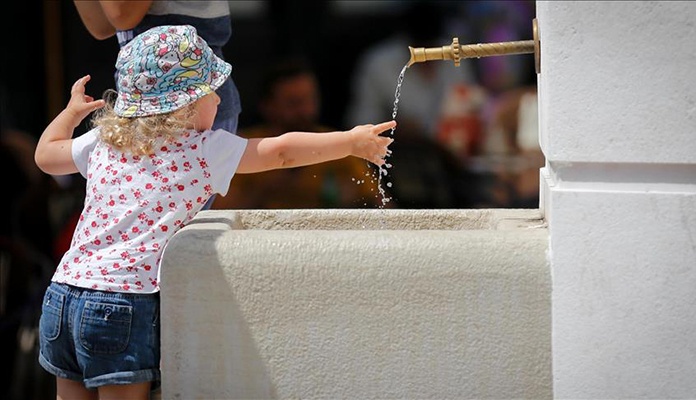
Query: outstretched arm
236,121,396,174
35,75,105,176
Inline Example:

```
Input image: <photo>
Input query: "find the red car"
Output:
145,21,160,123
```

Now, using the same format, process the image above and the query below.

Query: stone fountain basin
160,208,551,399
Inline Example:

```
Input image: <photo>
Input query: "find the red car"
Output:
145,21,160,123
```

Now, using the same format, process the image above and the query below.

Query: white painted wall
538,1,696,398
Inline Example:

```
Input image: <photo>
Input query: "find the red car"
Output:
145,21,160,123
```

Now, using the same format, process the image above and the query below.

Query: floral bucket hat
114,24,231,117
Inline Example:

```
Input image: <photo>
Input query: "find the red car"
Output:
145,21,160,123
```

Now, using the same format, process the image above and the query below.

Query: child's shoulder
184,129,248,154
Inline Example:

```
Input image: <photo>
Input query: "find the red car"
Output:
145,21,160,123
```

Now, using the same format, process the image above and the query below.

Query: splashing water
375,63,408,208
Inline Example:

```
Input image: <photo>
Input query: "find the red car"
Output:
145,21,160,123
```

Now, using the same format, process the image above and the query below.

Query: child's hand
34,74,106,175
66,75,105,126
348,120,396,166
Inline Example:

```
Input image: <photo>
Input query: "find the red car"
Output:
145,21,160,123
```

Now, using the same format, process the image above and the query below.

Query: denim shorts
38,282,161,389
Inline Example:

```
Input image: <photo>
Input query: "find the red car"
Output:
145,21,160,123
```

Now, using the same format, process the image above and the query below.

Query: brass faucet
407,18,541,74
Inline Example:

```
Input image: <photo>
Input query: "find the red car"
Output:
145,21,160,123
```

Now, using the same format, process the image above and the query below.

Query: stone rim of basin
189,209,545,231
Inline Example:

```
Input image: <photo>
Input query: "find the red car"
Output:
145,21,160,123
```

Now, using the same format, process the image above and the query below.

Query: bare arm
35,75,105,176
73,0,116,40
73,0,152,39
98,0,153,30
236,121,396,174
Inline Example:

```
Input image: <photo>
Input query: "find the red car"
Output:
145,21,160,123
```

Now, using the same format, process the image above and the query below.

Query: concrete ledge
160,209,551,399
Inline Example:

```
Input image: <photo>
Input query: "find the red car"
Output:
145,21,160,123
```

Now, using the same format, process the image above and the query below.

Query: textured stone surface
160,209,550,399
538,1,696,398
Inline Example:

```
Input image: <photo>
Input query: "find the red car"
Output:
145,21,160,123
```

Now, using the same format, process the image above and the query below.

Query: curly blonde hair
92,90,197,155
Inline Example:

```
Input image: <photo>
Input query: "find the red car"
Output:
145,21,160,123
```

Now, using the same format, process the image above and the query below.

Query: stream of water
374,63,409,208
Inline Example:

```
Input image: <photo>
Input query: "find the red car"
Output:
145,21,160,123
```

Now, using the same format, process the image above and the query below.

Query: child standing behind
34,24,394,400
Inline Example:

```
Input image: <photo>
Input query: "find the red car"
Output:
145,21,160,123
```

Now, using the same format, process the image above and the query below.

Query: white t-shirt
52,128,247,293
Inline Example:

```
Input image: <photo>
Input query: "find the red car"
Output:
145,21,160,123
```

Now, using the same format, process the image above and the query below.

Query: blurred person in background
213,58,383,209
455,0,541,208
345,1,476,141
345,1,479,208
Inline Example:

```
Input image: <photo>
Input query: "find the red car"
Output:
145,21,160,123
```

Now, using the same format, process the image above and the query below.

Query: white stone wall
538,1,696,398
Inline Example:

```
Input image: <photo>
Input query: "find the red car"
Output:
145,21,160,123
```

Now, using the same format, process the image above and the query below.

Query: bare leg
98,382,151,400
56,377,98,400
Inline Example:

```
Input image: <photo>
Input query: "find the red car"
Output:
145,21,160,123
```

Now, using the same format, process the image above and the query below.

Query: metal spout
407,18,541,74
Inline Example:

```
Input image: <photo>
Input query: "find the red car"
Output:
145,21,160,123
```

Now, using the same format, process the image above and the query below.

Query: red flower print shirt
52,128,247,293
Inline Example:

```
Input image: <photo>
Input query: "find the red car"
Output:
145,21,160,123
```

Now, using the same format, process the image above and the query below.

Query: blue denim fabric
211,75,242,135
38,282,161,389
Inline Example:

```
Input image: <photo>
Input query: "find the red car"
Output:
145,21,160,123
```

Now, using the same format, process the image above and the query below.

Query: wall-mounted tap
408,18,541,74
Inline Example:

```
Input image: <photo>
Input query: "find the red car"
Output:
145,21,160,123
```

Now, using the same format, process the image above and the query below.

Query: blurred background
1,1,538,398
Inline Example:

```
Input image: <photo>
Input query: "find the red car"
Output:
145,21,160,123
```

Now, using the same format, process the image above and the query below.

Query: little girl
34,24,394,400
